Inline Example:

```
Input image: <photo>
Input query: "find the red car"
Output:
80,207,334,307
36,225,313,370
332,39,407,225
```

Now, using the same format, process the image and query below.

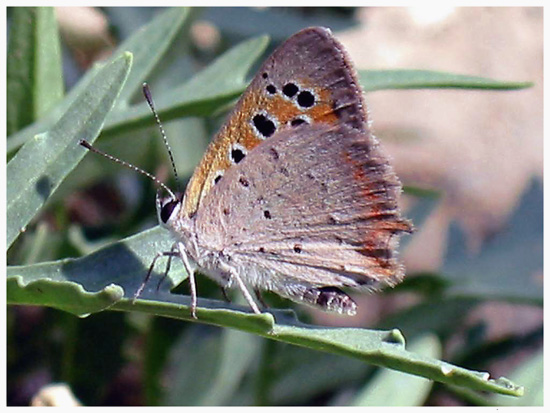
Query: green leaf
112,7,192,105
6,53,133,248
164,326,227,405
359,69,533,92
164,326,262,405
401,186,441,249
200,328,262,405
102,33,270,136
202,7,357,41
7,274,123,318
7,7,63,135
447,348,542,406
34,7,64,118
7,225,523,397
351,334,440,406
259,342,369,405
7,7,190,153
377,297,478,341
443,179,542,304
491,349,543,406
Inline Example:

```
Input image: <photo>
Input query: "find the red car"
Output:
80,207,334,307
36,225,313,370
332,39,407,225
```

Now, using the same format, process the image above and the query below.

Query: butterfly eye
160,200,178,223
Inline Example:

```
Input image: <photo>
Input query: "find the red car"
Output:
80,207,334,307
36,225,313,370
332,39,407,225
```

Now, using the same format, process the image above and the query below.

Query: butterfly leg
220,263,261,314
221,287,231,302
234,274,262,314
176,242,198,319
253,288,268,309
134,246,179,301
156,244,179,291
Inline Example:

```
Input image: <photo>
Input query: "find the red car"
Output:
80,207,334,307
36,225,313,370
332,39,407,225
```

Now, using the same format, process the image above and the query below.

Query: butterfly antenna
142,83,180,191
79,139,176,201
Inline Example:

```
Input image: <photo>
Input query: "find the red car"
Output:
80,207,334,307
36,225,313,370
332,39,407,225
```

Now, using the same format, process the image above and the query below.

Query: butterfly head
156,190,184,229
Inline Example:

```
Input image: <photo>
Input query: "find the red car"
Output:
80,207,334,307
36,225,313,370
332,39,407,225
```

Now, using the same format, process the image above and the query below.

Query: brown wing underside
183,27,367,217
196,124,413,289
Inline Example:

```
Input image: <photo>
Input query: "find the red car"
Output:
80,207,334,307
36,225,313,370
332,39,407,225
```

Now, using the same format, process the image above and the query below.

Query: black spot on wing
282,82,299,97
297,90,315,108
252,114,276,138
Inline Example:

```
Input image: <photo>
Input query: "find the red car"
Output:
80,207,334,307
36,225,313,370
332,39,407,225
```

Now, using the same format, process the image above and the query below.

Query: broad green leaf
359,69,533,92
6,53,133,248
443,179,542,304
7,7,63,135
7,227,177,317
7,274,123,317
351,334,439,406
7,225,523,397
7,7,190,153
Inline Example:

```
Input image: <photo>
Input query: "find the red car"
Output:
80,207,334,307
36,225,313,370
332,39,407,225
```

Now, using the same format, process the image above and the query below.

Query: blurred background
6,7,542,406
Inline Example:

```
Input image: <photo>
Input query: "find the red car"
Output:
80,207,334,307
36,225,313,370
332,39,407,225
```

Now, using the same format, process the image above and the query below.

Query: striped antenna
79,139,176,201
142,83,180,191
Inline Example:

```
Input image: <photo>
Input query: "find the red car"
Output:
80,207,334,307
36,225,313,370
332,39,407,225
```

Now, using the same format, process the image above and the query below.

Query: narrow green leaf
34,7,64,118
203,7,357,41
351,334,439,406
164,326,225,405
7,7,190,153
449,347,542,406
199,324,262,405
102,34,270,135
360,69,533,92
491,349,542,406
7,7,36,135
6,224,523,397
7,7,63,135
165,326,262,405
113,7,191,104
6,53,132,248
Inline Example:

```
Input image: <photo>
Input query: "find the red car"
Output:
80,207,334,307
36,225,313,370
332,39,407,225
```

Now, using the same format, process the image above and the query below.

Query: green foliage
7,8,64,135
7,6,539,406
359,69,533,92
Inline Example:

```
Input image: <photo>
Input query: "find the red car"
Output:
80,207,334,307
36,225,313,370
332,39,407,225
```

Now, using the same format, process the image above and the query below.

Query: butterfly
85,27,413,318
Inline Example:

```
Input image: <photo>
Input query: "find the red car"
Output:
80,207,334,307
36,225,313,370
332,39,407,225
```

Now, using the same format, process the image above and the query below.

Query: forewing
182,27,366,216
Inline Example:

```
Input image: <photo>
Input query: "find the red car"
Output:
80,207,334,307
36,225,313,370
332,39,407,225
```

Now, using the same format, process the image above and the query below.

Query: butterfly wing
194,123,413,311
183,27,367,217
